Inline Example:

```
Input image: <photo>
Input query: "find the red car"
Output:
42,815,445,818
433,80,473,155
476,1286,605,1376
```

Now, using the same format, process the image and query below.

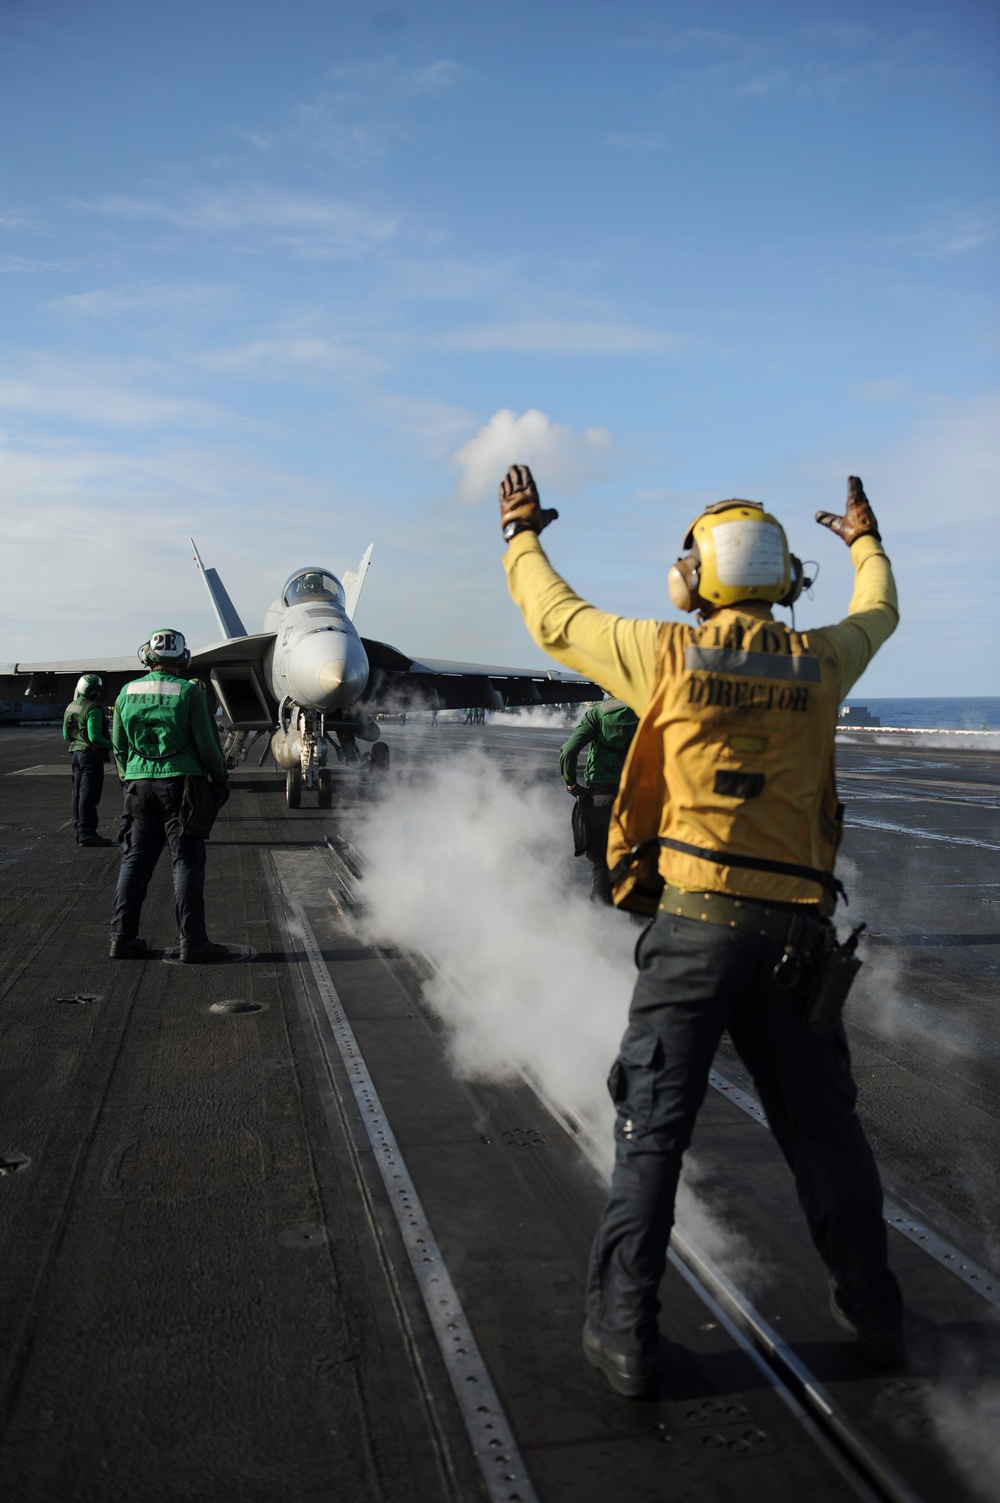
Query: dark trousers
582,791,616,905
587,912,902,1351
111,779,208,945
71,751,104,840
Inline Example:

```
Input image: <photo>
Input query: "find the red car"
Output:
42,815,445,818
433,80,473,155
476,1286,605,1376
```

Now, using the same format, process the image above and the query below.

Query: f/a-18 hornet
1,542,600,806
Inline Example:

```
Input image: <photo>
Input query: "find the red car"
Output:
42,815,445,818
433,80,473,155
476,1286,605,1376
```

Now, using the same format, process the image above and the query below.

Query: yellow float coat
504,532,898,912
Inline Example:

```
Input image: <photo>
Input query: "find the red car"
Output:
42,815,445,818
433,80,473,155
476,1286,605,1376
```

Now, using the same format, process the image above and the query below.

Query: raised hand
815,476,881,545
499,464,559,536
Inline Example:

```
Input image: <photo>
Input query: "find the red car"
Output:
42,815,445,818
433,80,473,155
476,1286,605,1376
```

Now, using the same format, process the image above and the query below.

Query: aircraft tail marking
343,543,374,622
190,539,248,640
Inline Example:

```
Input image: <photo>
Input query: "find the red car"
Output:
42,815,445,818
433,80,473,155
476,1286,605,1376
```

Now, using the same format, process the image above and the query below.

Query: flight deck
1,722,997,1503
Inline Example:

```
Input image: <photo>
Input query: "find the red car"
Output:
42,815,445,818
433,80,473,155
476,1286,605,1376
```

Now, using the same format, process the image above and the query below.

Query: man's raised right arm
812,476,900,700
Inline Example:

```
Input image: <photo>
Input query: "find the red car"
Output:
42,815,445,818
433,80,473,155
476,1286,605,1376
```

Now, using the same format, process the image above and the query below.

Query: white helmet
74,673,103,700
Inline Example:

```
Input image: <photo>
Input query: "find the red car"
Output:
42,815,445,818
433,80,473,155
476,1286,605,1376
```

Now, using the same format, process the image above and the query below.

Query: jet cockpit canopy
282,569,346,610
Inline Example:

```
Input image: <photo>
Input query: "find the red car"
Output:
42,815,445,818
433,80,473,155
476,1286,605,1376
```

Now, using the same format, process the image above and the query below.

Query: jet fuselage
263,567,370,718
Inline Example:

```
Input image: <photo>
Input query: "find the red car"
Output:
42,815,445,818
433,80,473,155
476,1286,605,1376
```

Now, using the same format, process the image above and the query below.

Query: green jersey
113,672,228,783
560,700,638,788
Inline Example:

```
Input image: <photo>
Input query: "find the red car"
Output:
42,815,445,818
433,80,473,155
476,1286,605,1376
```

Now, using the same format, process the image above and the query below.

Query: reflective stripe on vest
124,679,182,696
608,613,844,910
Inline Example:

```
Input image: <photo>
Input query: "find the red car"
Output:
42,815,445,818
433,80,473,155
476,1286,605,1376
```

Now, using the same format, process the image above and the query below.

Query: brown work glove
815,476,881,545
499,464,559,537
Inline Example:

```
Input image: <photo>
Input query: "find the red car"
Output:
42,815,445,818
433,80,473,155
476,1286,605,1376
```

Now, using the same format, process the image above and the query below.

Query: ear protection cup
668,555,700,612
778,555,805,609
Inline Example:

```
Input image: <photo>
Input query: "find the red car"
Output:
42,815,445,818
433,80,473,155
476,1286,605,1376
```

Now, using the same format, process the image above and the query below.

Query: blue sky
1,0,997,694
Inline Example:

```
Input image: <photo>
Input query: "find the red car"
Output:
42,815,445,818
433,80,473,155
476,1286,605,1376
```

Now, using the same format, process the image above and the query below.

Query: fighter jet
0,542,601,806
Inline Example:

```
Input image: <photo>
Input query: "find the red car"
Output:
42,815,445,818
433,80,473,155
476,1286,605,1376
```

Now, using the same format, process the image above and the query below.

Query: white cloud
443,318,688,355
0,206,49,233
0,436,347,658
0,254,73,275
650,21,935,106
406,60,468,94
50,282,230,318
280,57,468,168
450,408,612,505
0,374,225,430
872,205,999,260
197,334,384,379
850,377,913,404
90,186,397,258
388,256,515,301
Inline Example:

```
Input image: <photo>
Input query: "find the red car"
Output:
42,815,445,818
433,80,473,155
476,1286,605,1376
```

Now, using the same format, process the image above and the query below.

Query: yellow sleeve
810,536,899,700
502,531,662,714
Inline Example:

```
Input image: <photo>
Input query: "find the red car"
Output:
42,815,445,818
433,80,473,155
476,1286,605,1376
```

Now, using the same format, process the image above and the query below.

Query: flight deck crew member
62,673,113,846
109,628,231,963
499,466,903,1396
560,701,638,903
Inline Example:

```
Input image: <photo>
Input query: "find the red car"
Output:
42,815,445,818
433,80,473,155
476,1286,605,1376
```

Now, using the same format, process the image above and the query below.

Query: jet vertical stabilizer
191,539,249,640
342,544,374,622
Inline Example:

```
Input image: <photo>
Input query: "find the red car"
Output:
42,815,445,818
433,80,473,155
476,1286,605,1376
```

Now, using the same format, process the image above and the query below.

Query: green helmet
139,628,191,668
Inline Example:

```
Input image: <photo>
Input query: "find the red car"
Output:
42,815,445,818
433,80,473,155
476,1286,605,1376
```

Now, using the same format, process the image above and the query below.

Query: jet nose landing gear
275,706,332,809
273,703,389,808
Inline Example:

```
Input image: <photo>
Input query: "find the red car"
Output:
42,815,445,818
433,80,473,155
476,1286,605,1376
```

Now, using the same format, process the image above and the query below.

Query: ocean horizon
842,697,1000,731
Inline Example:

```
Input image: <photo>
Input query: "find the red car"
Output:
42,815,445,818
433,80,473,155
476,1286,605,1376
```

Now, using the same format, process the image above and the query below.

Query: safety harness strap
609,835,846,902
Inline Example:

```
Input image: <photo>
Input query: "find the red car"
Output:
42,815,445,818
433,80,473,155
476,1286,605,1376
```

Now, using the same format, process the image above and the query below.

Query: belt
658,882,820,943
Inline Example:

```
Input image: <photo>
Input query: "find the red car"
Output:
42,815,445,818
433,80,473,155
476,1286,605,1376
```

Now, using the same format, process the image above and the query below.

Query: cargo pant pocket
118,784,139,853
608,1025,661,1139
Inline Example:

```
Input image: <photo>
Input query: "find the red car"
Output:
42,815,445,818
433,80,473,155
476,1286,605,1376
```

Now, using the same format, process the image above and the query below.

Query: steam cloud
355,743,765,1286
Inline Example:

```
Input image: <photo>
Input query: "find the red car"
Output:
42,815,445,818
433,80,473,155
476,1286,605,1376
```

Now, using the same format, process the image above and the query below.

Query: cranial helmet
139,627,191,668
74,673,103,701
667,500,806,614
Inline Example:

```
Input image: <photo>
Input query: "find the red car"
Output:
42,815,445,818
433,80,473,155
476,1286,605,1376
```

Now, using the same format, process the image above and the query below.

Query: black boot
109,937,147,959
178,940,233,963
583,1319,658,1398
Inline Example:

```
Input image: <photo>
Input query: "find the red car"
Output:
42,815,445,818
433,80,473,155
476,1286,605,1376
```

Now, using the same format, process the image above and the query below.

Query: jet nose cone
288,629,369,710
319,657,347,695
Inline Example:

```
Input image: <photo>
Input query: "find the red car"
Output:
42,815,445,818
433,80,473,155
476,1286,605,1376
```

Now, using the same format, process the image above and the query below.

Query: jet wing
189,633,275,669
360,638,604,711
0,633,277,719
0,657,141,704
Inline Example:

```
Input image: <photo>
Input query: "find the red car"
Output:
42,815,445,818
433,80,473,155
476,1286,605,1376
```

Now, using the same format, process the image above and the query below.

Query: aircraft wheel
317,769,333,808
370,742,390,773
286,767,302,809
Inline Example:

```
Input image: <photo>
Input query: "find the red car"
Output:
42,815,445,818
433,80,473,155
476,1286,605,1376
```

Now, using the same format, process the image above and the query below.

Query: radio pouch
801,923,866,1033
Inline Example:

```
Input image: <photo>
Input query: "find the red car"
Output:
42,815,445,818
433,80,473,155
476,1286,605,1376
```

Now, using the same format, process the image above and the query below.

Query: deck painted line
843,816,1000,852
277,879,539,1503
709,1068,1000,1311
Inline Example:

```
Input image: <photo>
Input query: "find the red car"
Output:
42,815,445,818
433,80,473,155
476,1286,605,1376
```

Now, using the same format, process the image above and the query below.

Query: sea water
841,698,1000,731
